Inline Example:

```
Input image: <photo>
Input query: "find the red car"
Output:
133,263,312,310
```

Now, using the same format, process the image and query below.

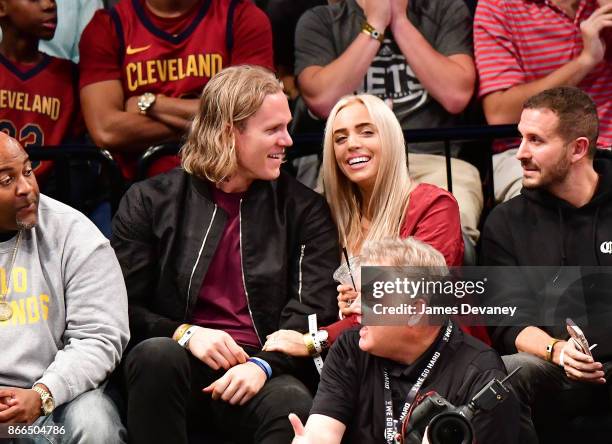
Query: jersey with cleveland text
80,0,273,97
0,54,80,177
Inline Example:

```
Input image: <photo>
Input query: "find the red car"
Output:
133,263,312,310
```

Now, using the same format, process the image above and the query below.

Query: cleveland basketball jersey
110,0,240,98
0,54,79,176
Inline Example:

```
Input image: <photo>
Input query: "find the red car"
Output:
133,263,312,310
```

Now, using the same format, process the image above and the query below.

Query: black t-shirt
310,324,519,444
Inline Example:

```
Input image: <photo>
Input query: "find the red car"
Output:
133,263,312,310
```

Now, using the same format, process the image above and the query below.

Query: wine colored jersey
79,0,274,96
0,54,81,178
79,0,273,179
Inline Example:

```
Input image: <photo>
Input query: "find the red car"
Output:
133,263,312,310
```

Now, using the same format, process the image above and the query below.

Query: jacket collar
189,173,273,201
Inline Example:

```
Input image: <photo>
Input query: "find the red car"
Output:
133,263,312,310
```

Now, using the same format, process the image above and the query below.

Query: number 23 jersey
0,54,81,177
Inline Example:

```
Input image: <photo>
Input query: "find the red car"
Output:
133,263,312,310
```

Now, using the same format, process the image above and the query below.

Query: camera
403,369,518,444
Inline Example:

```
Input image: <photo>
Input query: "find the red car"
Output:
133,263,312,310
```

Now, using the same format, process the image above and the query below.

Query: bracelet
303,333,317,356
361,21,384,43
173,323,191,341
177,326,197,349
545,338,562,362
248,357,272,379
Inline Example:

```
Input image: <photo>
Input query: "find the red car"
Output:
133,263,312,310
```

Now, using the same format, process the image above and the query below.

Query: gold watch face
42,397,54,414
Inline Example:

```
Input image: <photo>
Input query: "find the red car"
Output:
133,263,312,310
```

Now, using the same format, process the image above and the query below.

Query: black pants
124,337,312,444
503,352,612,444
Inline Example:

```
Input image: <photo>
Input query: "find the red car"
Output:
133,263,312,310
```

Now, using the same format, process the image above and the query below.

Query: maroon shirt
190,185,260,348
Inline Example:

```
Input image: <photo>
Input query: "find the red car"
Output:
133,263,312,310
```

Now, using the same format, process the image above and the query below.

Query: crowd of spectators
1,0,612,443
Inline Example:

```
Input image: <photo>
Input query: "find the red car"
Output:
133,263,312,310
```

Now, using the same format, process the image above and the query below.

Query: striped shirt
474,0,612,149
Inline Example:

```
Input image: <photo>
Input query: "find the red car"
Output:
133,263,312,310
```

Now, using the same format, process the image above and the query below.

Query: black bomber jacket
111,168,340,375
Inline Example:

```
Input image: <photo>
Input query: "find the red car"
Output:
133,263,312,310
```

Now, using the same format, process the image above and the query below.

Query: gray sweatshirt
0,195,129,406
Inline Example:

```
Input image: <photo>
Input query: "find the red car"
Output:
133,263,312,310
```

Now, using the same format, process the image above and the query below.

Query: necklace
0,230,23,322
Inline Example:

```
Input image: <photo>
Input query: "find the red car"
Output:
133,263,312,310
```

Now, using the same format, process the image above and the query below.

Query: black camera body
403,376,514,444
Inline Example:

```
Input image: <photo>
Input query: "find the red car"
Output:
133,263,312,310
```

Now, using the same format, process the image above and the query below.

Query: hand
202,362,266,405
363,0,392,32
289,413,313,444
188,327,249,370
559,340,606,384
0,388,41,424
579,4,612,68
263,330,309,357
337,284,361,317
0,396,12,413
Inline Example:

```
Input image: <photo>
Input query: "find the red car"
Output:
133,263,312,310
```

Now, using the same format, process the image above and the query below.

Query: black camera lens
427,413,473,444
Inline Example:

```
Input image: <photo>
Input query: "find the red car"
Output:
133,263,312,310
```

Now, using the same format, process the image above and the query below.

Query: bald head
0,133,39,232
0,132,22,153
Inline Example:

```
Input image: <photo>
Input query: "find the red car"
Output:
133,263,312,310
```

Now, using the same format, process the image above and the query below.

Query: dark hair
523,87,599,158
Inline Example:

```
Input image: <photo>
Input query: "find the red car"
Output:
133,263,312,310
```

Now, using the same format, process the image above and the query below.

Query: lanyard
383,322,454,444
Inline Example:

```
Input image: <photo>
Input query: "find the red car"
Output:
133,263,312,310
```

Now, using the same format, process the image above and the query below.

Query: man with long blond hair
111,65,340,443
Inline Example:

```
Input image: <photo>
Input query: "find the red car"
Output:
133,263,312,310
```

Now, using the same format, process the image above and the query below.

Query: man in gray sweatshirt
0,133,129,443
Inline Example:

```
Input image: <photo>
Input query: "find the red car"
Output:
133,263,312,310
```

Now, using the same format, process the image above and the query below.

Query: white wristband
178,326,197,348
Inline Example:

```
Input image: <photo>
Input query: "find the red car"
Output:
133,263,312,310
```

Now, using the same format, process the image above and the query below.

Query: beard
522,150,571,190
16,218,37,230
15,196,39,230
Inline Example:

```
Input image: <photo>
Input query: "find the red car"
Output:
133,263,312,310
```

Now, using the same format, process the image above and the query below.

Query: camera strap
382,321,454,444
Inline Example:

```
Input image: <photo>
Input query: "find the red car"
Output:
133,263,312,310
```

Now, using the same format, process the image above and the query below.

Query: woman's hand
337,284,361,317
263,330,309,357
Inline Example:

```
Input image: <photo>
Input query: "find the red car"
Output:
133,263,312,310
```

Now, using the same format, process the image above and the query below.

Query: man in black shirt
290,238,519,444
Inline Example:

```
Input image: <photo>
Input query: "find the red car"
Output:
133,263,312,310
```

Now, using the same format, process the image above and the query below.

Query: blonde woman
264,94,482,357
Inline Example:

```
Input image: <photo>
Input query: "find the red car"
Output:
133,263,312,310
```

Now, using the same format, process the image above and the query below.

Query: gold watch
33,386,55,416
137,92,156,115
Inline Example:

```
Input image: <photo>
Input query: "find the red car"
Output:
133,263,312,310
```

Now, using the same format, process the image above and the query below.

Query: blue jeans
10,383,126,444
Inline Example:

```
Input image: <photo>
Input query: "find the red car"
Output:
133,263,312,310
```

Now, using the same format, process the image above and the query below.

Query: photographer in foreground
290,237,519,444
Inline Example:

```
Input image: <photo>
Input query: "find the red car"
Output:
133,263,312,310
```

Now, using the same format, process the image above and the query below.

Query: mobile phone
566,318,592,358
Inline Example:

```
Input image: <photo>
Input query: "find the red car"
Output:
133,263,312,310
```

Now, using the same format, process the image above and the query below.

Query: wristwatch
137,92,156,115
33,386,55,416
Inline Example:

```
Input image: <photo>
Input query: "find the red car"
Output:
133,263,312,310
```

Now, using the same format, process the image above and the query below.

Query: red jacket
322,183,490,345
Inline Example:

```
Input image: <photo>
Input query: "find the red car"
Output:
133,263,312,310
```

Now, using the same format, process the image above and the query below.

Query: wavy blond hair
322,94,412,254
180,65,283,182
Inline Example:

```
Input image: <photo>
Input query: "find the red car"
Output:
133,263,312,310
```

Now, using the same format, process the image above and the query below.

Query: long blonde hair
180,65,282,182
322,94,412,254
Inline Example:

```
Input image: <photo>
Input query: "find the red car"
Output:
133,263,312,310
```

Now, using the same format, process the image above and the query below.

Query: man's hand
202,362,266,405
290,413,313,444
188,326,249,370
363,0,392,32
0,397,12,414
579,3,612,68
560,340,606,384
337,285,361,318
263,330,309,357
0,388,41,424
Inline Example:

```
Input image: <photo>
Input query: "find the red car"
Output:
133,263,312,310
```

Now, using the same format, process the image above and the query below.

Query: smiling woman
263,94,471,358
